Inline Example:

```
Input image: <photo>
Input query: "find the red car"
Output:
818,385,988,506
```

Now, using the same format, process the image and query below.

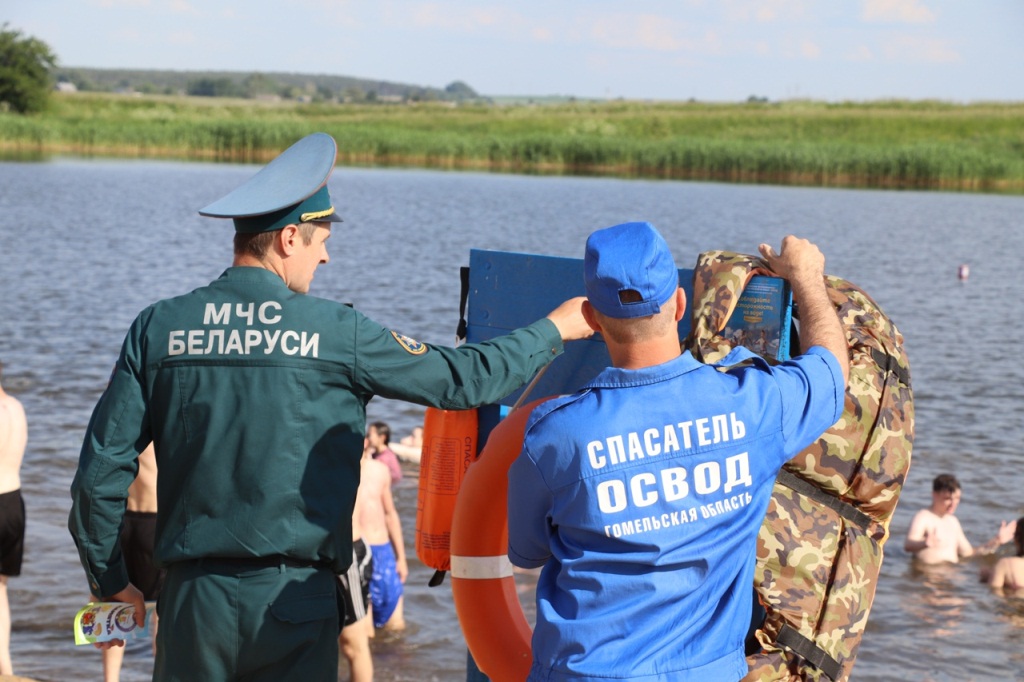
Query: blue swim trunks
369,542,403,628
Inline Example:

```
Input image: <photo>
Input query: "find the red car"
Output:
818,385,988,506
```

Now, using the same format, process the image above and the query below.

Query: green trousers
154,558,340,681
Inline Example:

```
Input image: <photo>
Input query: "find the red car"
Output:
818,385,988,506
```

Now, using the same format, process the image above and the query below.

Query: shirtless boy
0,360,27,676
356,444,407,631
904,474,1016,564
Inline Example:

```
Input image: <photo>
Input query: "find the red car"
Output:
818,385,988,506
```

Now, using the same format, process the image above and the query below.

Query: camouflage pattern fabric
683,251,914,682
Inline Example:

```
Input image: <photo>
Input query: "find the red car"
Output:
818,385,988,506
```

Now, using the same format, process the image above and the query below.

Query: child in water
982,517,1024,591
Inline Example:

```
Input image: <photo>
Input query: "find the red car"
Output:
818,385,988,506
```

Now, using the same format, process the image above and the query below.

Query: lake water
0,158,1022,681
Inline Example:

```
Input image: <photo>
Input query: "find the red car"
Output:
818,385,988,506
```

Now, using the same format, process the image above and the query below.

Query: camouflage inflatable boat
685,251,914,682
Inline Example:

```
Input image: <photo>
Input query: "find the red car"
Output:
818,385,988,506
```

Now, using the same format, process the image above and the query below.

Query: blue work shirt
508,347,843,682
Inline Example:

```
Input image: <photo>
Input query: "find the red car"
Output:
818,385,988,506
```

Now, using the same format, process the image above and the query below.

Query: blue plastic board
466,249,695,405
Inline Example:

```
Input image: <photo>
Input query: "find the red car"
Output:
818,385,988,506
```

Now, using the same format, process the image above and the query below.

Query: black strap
775,624,844,681
870,347,911,387
456,266,470,344
775,469,872,531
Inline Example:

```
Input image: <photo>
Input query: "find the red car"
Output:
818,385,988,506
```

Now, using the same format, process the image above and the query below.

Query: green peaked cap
198,132,343,233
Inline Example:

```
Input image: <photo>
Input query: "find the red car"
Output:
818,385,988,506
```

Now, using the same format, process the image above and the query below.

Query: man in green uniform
69,133,592,681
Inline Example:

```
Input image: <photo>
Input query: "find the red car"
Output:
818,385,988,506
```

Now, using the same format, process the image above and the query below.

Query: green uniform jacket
69,266,564,598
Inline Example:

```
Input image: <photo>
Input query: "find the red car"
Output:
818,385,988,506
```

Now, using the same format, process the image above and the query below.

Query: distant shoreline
2,92,1022,194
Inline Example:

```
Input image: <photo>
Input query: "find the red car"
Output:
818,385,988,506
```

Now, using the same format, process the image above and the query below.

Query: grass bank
2,93,1022,193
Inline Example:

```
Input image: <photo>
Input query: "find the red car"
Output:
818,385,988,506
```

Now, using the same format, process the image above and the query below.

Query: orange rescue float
450,398,550,682
415,406,479,585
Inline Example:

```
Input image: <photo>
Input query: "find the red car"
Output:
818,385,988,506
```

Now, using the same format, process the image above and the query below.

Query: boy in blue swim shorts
357,438,408,630
369,542,403,628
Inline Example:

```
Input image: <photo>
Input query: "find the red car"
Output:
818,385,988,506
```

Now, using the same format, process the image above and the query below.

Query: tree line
56,67,483,104
0,23,483,114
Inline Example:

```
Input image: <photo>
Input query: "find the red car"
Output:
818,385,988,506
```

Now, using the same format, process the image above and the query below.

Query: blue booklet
721,275,792,362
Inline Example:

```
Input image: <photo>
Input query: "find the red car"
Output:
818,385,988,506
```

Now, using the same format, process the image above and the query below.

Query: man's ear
277,224,301,256
673,287,686,323
581,300,603,333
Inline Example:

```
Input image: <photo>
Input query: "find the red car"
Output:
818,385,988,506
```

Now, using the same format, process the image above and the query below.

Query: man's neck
234,253,267,268
608,338,682,370
234,254,287,280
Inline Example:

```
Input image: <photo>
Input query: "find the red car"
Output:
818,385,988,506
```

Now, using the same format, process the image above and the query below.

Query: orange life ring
450,398,550,682
415,407,479,585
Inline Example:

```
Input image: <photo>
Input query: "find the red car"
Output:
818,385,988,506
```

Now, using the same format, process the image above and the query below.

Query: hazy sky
4,0,1022,102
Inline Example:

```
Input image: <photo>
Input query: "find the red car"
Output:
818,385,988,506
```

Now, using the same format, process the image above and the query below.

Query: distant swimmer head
198,132,343,233
930,474,962,516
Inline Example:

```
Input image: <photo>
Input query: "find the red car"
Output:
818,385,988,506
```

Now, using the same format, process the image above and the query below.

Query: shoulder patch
391,331,428,355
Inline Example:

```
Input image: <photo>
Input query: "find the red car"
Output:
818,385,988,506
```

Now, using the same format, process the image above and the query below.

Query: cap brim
199,133,338,219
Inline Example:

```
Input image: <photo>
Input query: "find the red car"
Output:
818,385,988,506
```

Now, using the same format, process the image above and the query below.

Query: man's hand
758,235,825,286
997,519,1017,546
546,297,595,342
759,236,849,385
91,582,146,650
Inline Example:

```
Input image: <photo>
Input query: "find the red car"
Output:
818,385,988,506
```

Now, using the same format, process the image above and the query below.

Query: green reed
2,93,1021,192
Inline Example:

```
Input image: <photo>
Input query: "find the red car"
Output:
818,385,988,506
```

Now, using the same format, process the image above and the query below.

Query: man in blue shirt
508,222,849,681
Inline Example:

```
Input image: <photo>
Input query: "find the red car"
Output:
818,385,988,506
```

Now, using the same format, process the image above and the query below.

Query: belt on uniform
187,555,331,572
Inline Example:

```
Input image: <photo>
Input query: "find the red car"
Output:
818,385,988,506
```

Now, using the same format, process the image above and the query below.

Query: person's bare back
0,387,26,495
982,516,1024,591
357,458,394,546
987,556,1024,591
126,443,157,514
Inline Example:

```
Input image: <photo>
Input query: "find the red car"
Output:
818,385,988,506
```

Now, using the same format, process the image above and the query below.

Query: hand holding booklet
73,601,155,645
722,275,792,362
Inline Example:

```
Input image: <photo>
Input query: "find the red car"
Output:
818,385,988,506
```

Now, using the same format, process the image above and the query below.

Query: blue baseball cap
584,221,679,319
199,132,343,233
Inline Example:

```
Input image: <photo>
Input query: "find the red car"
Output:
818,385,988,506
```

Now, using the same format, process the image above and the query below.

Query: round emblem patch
391,331,428,355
